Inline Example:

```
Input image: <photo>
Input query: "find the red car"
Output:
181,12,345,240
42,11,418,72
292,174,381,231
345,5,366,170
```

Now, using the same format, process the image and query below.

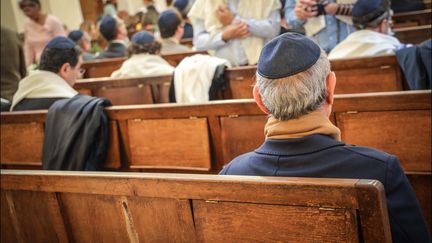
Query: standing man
189,0,281,66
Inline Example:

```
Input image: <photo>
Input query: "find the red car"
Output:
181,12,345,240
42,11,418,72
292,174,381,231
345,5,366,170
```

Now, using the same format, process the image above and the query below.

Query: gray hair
256,50,330,120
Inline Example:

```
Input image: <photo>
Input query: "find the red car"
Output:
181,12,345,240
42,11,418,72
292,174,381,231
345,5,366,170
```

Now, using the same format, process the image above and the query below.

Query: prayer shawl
328,30,401,59
174,54,230,103
265,110,341,141
10,70,77,111
188,0,281,64
111,53,175,78
303,0,356,37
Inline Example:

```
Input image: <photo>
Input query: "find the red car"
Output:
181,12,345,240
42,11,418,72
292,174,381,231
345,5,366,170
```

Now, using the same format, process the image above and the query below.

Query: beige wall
1,0,84,33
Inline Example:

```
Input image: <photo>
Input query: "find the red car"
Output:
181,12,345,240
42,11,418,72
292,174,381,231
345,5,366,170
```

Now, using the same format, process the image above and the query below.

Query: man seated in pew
329,0,404,59
10,37,82,111
188,0,281,66
219,32,431,242
111,31,174,78
68,30,97,61
157,9,192,54
173,0,194,39
97,15,128,59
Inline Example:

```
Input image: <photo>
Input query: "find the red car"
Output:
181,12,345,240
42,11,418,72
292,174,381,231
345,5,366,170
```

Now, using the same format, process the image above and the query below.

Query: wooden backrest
394,24,432,44
81,57,127,78
0,111,121,170
74,75,172,105
223,55,404,99
81,51,208,78
393,9,432,28
161,50,208,66
0,170,391,243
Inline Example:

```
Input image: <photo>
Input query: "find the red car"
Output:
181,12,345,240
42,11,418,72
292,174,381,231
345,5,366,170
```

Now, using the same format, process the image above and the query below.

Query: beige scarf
188,0,281,64
265,110,341,141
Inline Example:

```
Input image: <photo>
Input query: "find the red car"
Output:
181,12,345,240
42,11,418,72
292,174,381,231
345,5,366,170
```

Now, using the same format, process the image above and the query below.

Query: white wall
1,0,83,33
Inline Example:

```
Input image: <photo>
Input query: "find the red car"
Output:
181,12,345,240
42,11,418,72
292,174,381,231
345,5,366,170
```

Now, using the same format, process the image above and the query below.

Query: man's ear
253,85,270,114
326,71,336,105
379,19,388,33
58,63,70,79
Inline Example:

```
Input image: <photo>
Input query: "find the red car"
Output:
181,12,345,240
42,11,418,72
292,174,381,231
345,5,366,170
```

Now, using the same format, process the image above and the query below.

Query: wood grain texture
394,25,432,44
1,171,390,242
0,122,44,166
127,118,211,170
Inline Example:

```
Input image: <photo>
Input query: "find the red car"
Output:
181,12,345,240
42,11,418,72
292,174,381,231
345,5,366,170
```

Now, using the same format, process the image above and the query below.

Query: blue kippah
68,30,84,42
173,0,188,11
131,31,155,45
158,10,180,29
257,32,321,79
45,36,76,49
99,15,117,40
352,0,382,17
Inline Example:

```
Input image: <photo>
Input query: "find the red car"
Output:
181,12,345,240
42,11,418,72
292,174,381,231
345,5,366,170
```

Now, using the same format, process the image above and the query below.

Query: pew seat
1,170,391,242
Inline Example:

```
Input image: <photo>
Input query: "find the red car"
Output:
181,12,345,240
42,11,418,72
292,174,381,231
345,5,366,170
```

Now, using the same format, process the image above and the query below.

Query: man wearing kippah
328,0,403,59
157,10,191,54
97,15,128,59
219,32,430,242
68,30,97,61
10,37,83,111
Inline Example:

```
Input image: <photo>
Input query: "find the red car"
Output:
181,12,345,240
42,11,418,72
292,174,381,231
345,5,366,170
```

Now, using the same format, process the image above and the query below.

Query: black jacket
97,42,127,59
396,40,431,90
42,94,112,170
220,134,430,243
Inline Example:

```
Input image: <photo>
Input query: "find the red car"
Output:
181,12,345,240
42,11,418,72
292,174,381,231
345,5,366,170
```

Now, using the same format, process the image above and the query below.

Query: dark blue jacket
97,42,127,59
220,134,430,243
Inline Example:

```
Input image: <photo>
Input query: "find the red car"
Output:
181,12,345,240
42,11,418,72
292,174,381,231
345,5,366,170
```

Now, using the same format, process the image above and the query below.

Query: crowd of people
0,0,431,241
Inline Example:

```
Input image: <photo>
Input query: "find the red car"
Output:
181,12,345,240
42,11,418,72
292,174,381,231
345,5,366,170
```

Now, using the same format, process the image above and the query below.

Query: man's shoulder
339,143,392,164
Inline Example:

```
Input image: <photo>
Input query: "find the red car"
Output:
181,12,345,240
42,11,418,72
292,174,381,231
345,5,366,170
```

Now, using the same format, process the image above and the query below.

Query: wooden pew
180,37,193,47
394,24,432,44
393,9,432,28
1,91,430,229
74,75,172,105
81,51,207,78
1,170,391,242
224,55,404,99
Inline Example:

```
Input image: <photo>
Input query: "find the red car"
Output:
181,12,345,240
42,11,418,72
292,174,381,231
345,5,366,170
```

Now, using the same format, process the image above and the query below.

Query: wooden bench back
393,9,432,28
0,170,391,243
223,55,404,99
81,51,207,78
74,75,172,105
394,24,432,44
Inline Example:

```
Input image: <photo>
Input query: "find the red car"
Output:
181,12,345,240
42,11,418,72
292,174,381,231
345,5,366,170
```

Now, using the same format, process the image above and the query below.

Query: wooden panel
224,66,256,99
220,115,267,164
127,197,196,242
0,123,44,166
81,57,126,78
127,118,211,170
161,51,208,67
105,121,121,169
406,174,432,230
59,193,131,242
334,67,401,94
5,190,68,243
1,191,18,243
394,25,432,44
78,88,93,96
393,9,432,28
95,85,154,105
337,110,431,172
193,200,358,243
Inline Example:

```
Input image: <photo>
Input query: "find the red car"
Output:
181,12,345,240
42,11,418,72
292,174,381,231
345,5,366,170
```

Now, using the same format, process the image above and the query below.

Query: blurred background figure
157,10,191,54
98,15,129,58
80,20,104,54
173,0,194,39
18,0,65,68
111,31,174,78
103,0,118,16
1,26,27,111
68,30,98,61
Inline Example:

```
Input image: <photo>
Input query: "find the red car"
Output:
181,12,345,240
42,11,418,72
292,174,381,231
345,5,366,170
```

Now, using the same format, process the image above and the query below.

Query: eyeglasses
79,68,86,75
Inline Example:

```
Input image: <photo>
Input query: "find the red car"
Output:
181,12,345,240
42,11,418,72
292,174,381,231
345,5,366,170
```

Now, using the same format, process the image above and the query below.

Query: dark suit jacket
220,134,430,243
97,42,127,59
1,26,26,101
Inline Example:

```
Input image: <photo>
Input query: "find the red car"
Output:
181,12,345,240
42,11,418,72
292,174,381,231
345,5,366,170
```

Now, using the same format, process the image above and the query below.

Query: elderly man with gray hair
219,32,430,242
